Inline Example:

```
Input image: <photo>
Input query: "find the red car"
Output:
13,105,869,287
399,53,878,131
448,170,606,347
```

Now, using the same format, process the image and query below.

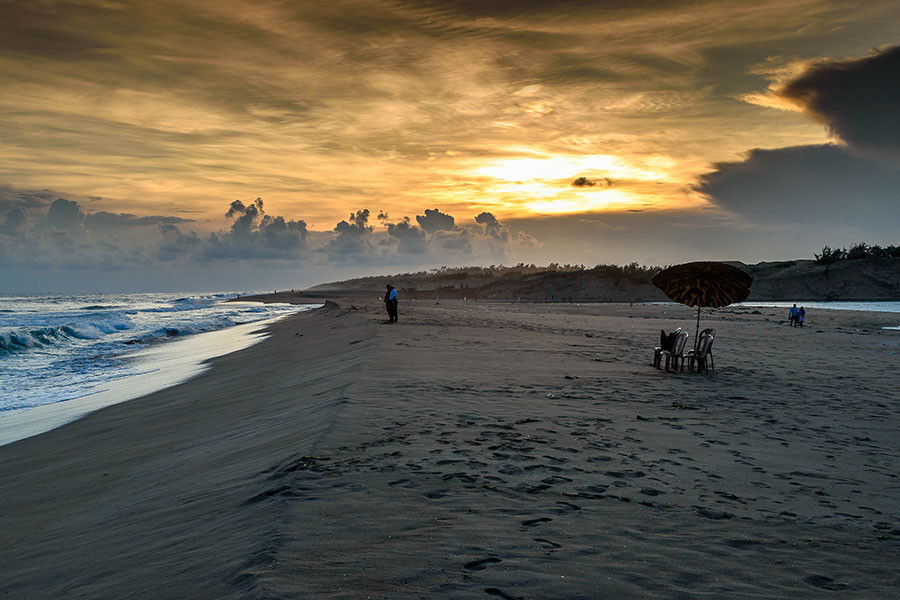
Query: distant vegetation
814,243,900,264
408,262,662,284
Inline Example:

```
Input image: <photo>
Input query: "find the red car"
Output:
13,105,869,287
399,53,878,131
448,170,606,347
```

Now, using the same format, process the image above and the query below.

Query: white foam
0,312,308,446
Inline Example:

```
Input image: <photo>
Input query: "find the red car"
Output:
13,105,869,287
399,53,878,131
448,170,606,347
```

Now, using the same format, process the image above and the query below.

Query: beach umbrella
651,261,753,349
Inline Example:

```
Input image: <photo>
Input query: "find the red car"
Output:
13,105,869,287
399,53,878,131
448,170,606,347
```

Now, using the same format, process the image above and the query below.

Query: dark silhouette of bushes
815,243,900,264
589,262,662,283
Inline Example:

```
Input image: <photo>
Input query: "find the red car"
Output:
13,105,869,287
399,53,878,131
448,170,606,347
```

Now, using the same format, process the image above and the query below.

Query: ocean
0,293,316,444
737,300,900,313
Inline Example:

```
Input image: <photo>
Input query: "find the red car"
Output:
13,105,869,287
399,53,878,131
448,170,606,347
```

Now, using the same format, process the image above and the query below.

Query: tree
814,245,845,264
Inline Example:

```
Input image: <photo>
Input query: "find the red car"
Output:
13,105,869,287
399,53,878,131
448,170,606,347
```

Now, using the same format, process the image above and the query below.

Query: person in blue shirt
384,284,399,323
789,304,799,327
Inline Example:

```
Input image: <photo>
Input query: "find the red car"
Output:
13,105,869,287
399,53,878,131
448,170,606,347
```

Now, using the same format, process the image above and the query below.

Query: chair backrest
672,331,689,355
695,328,716,356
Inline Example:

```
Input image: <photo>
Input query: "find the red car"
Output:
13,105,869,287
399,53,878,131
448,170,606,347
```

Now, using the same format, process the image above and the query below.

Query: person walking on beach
384,284,399,323
789,304,799,327
798,306,806,327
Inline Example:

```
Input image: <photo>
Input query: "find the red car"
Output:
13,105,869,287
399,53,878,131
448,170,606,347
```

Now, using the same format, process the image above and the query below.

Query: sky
1,0,898,292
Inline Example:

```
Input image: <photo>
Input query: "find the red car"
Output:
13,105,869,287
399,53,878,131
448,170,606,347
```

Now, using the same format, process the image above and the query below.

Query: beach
1,299,898,598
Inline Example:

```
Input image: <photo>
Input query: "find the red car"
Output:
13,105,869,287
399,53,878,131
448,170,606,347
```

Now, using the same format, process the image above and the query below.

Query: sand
1,299,898,598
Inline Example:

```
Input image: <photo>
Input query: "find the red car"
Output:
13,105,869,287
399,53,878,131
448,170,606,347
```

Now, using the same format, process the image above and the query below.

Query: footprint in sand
521,517,552,527
694,507,734,520
244,485,295,505
534,538,562,549
464,557,502,571
517,483,553,494
804,575,849,591
485,588,521,600
424,489,451,499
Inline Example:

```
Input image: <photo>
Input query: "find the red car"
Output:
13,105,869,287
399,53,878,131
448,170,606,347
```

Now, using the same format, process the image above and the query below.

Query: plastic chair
661,331,689,372
653,327,682,368
687,328,716,373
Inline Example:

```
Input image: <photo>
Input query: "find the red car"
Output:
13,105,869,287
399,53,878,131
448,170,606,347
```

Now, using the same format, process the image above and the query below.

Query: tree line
814,243,900,264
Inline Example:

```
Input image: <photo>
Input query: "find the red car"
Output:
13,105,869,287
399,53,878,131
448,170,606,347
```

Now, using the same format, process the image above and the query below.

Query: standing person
798,306,806,327
789,304,799,327
384,284,399,323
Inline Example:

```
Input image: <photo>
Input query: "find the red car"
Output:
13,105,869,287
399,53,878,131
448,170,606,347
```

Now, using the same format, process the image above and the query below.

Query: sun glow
465,151,675,215
473,153,668,183
523,189,642,214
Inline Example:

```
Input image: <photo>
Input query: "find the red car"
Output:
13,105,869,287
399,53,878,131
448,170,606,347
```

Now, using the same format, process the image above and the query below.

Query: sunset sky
1,1,898,291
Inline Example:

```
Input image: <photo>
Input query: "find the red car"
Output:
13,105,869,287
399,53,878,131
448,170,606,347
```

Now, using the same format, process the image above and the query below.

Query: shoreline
0,313,300,446
0,301,378,599
1,298,898,598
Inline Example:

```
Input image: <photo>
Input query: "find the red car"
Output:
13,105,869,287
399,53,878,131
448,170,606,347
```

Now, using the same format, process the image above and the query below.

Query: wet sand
1,299,898,598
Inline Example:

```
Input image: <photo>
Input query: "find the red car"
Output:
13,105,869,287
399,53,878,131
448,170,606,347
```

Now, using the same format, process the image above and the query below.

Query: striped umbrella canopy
651,261,753,349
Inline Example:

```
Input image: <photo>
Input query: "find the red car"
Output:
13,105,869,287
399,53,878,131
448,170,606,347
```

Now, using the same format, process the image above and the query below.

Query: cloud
415,208,457,233
0,186,543,274
695,143,900,232
386,218,428,254
571,176,612,188
157,223,203,262
431,228,474,254
327,209,376,260
475,211,509,241
84,211,192,231
43,198,85,234
0,189,314,269
0,186,61,212
0,207,27,236
204,197,308,259
777,45,900,155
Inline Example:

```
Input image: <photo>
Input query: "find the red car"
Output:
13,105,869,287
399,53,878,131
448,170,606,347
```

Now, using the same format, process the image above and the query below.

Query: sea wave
140,297,223,313
0,314,136,354
145,316,237,340
0,310,252,355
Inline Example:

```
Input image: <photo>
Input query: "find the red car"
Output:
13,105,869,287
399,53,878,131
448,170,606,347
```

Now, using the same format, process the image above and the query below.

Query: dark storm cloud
779,45,900,155
415,208,456,233
695,144,900,232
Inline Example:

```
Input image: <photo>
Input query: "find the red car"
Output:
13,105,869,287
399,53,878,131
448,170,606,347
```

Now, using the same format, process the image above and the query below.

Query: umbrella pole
695,305,701,352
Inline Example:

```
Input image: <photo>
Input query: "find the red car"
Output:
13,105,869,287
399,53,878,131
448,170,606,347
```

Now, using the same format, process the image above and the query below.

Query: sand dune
301,257,900,302
1,299,898,598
